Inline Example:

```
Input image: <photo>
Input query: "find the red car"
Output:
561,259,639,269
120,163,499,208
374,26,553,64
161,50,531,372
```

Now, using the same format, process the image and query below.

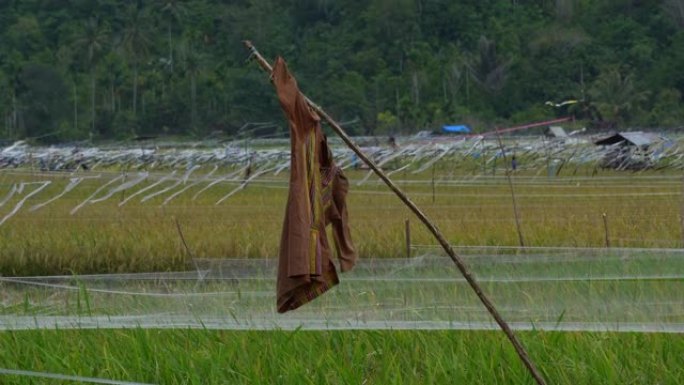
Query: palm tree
181,42,204,133
121,4,151,117
555,0,577,23
157,0,187,72
466,36,512,96
102,52,125,113
72,17,110,134
663,0,684,29
56,46,80,134
1,51,23,139
589,68,649,126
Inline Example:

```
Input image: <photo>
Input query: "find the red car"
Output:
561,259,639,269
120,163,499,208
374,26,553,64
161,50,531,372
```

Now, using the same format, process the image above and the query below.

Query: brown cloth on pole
272,57,357,313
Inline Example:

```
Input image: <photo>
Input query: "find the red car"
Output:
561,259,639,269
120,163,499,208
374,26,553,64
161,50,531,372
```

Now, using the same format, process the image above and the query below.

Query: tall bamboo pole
243,41,547,385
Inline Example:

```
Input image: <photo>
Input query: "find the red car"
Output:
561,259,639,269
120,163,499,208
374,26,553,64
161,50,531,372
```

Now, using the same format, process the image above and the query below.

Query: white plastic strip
215,166,277,205
89,172,149,203
0,184,18,207
119,171,178,206
71,176,124,215
140,166,199,203
410,244,684,253
0,368,155,385
191,165,249,201
161,165,218,206
273,159,290,176
30,177,85,212
412,143,456,173
0,316,682,333
0,276,270,297
357,147,412,185
0,181,51,226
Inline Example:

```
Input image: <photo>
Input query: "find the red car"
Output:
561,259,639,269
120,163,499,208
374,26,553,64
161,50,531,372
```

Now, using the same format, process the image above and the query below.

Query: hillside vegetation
1,0,684,142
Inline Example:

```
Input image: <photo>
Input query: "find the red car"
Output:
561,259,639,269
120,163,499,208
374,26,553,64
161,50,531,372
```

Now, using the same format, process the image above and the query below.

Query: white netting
1,246,682,332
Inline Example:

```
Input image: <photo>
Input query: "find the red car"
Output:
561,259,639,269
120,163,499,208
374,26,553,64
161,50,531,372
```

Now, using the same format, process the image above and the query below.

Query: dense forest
1,0,683,142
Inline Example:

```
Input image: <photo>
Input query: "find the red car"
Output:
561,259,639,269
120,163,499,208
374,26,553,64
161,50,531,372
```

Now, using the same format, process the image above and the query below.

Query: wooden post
120,169,127,203
243,41,547,385
680,176,684,248
602,212,610,248
481,139,486,175
495,129,525,248
405,218,411,259
175,217,195,259
431,164,436,203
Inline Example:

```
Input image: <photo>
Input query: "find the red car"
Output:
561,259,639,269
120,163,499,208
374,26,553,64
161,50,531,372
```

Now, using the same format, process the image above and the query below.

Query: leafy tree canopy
0,0,682,143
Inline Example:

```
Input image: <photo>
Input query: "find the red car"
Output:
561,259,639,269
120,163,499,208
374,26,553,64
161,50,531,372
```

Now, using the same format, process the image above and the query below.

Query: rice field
0,162,682,275
1,328,683,384
1,145,684,384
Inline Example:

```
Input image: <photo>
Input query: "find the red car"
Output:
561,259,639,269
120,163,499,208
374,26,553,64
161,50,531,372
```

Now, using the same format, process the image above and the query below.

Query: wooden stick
174,217,195,259
431,164,436,203
680,176,684,248
405,218,411,259
243,40,547,385
602,212,610,248
495,129,525,247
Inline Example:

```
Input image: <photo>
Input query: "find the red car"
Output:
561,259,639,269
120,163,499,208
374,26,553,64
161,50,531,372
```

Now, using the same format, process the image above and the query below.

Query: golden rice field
0,161,681,275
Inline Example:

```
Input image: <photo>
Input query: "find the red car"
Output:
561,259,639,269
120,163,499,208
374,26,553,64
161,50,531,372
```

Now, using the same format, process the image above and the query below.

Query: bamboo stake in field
405,218,411,259
495,129,525,247
680,175,684,247
602,212,611,248
243,41,547,385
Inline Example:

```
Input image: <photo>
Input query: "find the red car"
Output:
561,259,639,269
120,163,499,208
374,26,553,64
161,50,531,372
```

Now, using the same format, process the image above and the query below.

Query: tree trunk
465,66,470,107
191,74,197,131
394,88,400,131
11,90,17,139
168,23,173,71
73,82,78,132
91,69,96,133
133,61,138,116
412,71,420,107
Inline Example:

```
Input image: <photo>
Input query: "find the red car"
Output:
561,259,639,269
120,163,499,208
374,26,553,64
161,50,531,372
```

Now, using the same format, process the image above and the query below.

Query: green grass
0,328,682,384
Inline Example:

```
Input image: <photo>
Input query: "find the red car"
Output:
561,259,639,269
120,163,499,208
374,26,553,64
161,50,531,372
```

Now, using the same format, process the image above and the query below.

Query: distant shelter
594,131,663,170
545,126,568,139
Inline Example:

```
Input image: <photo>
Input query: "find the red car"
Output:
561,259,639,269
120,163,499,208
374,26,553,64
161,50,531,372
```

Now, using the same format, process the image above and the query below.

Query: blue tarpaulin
442,125,471,134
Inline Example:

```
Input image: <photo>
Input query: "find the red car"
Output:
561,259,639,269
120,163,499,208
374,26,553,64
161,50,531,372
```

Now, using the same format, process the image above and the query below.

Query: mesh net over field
1,246,683,332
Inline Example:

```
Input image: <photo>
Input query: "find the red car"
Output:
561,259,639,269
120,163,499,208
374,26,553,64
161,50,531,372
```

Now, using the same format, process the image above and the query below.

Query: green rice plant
0,329,682,384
